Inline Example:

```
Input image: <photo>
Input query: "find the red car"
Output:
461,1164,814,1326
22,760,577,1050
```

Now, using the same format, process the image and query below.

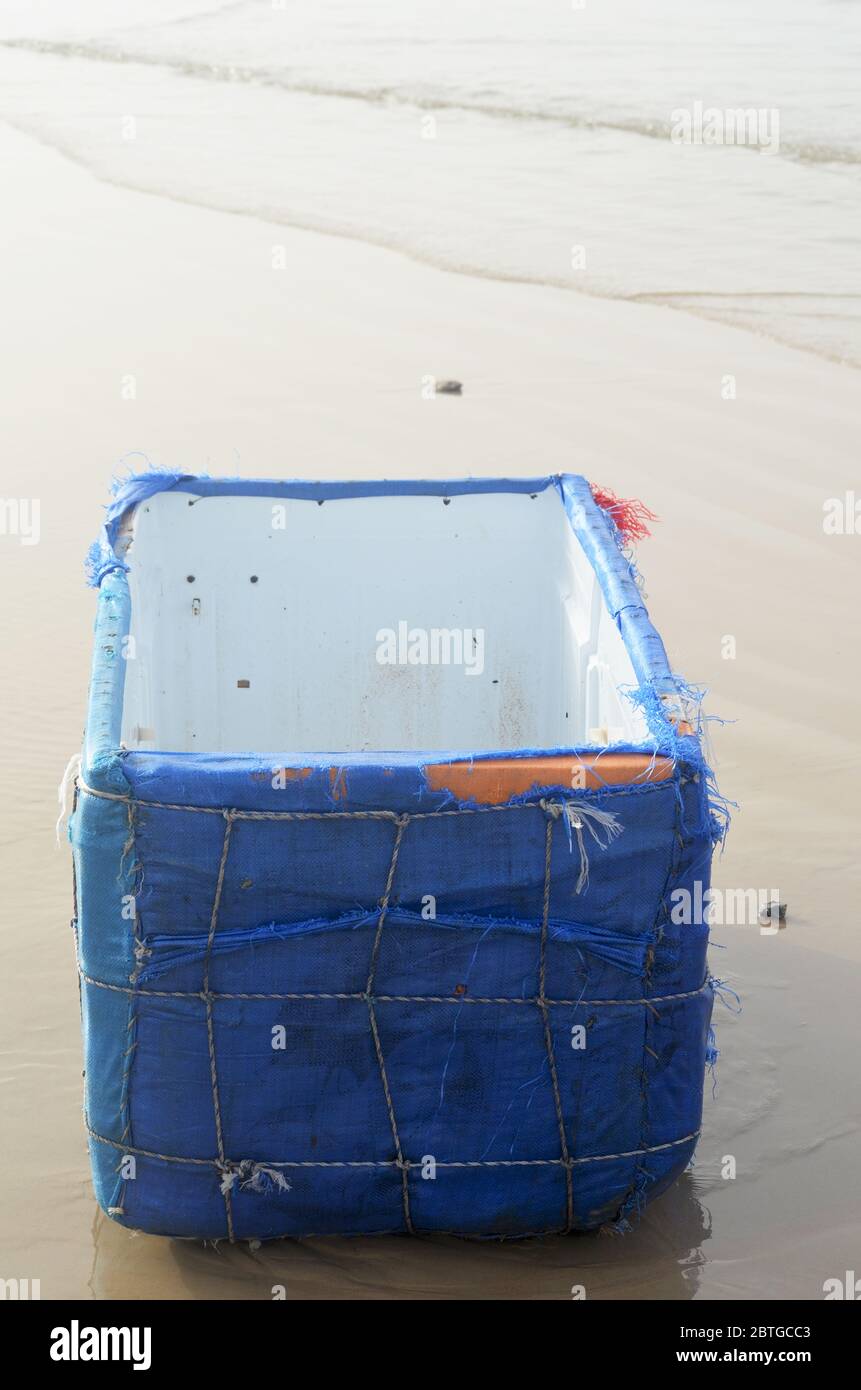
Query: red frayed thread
590,485,658,543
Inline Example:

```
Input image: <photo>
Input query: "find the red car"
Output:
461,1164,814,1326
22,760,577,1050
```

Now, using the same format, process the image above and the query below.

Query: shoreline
9,108,858,373
2,23,859,371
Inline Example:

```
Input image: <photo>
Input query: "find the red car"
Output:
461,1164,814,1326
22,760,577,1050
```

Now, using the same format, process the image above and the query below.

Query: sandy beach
1,111,860,1299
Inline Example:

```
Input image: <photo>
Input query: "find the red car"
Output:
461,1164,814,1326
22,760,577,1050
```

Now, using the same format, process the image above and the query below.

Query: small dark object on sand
435,379,462,395
759,900,788,926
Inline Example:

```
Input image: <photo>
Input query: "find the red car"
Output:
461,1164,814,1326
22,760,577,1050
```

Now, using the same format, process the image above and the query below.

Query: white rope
566,802,624,894
541,798,624,894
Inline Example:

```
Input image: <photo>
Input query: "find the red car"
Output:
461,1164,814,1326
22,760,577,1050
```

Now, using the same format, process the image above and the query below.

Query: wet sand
1,121,859,1299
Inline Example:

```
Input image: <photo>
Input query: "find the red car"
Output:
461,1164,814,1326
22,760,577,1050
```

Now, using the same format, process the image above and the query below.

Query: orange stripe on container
424,754,674,806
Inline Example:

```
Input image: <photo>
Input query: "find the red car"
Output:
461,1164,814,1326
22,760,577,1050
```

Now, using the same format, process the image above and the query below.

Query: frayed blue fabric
71,471,726,1239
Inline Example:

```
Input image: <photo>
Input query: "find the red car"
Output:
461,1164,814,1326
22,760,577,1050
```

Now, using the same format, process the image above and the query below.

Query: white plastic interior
119,489,649,754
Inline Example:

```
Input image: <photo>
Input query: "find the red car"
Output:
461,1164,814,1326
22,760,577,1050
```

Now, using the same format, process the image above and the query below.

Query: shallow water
1,0,860,363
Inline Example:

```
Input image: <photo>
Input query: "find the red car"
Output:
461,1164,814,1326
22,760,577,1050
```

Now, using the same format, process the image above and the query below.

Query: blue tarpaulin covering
71,473,721,1240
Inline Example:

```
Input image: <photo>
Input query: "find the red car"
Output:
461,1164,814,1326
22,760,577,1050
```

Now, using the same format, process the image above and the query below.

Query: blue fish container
71,473,723,1240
